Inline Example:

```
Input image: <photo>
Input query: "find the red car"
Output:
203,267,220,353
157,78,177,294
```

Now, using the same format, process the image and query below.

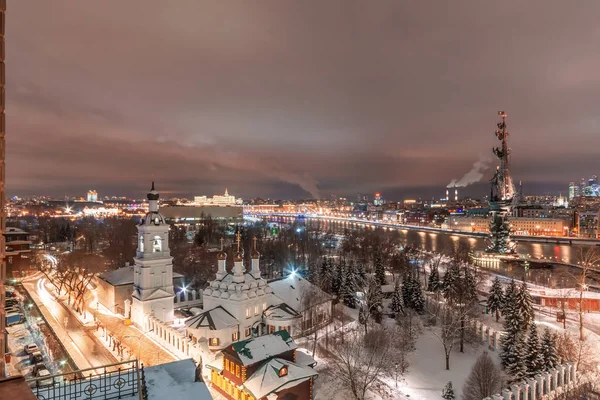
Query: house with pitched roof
207,330,318,400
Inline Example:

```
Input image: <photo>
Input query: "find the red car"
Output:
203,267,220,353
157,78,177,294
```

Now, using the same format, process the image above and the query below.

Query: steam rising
447,155,492,188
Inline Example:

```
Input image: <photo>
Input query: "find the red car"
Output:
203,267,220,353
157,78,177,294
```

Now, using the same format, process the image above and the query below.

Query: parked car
5,298,18,306
5,290,17,298
6,312,24,326
31,363,48,375
24,344,39,355
5,306,20,314
29,351,44,364
33,368,55,388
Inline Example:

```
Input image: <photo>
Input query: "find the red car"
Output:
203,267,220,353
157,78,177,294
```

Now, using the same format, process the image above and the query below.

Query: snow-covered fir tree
487,277,504,322
442,263,459,300
333,258,346,297
427,266,441,293
524,323,544,377
502,279,518,318
442,381,455,400
374,253,386,286
540,328,559,371
390,280,404,315
410,276,425,314
514,281,534,330
504,333,527,383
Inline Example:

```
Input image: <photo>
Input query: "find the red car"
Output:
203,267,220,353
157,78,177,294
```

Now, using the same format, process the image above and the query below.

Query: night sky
7,1,600,200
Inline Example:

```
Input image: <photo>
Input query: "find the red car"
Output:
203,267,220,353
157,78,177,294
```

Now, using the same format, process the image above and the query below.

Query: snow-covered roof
185,306,239,330
138,359,212,400
243,358,317,399
205,272,272,301
100,266,183,286
264,303,300,320
268,275,333,313
227,330,297,366
294,349,317,367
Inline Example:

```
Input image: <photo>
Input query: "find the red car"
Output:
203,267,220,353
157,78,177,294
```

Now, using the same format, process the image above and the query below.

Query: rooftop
185,306,239,330
226,330,296,366
100,265,183,286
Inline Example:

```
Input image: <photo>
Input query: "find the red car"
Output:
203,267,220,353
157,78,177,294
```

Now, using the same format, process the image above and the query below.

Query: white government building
120,183,333,366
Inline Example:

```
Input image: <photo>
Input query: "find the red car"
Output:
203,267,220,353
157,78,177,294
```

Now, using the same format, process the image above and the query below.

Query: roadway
21,274,116,371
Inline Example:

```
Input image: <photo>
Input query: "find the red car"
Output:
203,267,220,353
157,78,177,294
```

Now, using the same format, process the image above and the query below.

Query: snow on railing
483,362,576,400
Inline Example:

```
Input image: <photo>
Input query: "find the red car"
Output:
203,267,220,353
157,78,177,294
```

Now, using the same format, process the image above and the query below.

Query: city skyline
9,1,600,199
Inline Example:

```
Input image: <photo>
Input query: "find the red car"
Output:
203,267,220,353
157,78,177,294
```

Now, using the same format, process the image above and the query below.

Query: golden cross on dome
220,238,224,251
252,236,257,250
236,231,242,252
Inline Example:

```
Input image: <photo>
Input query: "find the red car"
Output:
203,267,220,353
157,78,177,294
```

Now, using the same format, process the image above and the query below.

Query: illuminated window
152,236,162,252
232,332,238,341
139,235,144,252
236,364,240,378
279,366,288,377
246,308,251,318
210,337,219,346
269,325,275,334
254,305,259,315
225,359,230,371
245,327,251,337
262,303,266,311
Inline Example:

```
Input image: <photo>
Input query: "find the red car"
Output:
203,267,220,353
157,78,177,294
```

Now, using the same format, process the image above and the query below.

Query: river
261,215,600,290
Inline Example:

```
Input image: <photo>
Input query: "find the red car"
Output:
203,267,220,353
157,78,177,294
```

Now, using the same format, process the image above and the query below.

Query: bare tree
329,326,402,400
574,246,600,341
462,351,504,400
431,305,463,370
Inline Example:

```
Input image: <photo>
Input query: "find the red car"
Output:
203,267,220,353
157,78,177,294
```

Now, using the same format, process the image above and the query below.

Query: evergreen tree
402,273,412,307
390,280,404,315
427,266,441,293
442,263,459,301
539,328,559,371
410,277,425,314
502,279,518,318
318,257,332,294
487,277,504,322
504,333,527,382
341,263,358,308
374,253,386,286
442,381,455,400
514,281,534,331
524,323,543,377
331,259,344,297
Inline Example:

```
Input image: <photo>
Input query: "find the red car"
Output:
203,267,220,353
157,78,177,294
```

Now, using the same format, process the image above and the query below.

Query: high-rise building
0,0,6,377
568,182,580,200
589,175,598,187
373,192,383,206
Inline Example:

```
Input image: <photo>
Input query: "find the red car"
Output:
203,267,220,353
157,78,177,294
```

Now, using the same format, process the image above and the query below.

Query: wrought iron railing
26,360,141,400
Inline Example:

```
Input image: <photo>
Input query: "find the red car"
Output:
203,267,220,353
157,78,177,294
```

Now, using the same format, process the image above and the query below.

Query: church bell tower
131,182,175,326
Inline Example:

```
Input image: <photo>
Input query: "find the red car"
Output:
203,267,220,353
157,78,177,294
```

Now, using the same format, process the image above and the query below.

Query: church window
279,365,288,377
236,364,240,378
245,308,251,318
262,303,266,311
232,332,238,341
153,236,162,252
139,236,144,252
210,337,219,346
254,305,259,315
225,359,229,371
245,327,251,337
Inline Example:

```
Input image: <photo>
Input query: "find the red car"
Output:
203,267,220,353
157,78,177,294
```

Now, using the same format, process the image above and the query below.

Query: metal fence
25,360,140,400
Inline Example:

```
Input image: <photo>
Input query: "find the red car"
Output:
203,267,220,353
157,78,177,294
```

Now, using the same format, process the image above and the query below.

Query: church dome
217,250,227,260
251,249,260,259
234,251,243,262
147,181,160,201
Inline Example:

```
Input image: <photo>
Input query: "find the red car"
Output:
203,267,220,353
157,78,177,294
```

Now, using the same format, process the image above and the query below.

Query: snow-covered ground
401,327,500,400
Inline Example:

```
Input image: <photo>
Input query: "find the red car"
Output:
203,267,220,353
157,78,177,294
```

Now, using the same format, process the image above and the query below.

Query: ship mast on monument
487,111,517,254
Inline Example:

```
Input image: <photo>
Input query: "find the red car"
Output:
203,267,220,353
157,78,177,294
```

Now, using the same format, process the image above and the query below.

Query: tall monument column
0,0,7,378
487,111,516,254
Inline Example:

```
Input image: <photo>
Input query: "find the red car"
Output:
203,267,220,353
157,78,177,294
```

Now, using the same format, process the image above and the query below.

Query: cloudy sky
7,1,600,200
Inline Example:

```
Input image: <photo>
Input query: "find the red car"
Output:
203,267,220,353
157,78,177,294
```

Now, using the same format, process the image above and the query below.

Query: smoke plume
447,155,493,188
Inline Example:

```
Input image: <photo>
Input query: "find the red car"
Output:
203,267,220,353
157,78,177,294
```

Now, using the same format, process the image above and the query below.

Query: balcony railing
26,360,141,400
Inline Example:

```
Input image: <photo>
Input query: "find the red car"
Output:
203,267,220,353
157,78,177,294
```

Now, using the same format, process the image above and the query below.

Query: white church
120,183,333,363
